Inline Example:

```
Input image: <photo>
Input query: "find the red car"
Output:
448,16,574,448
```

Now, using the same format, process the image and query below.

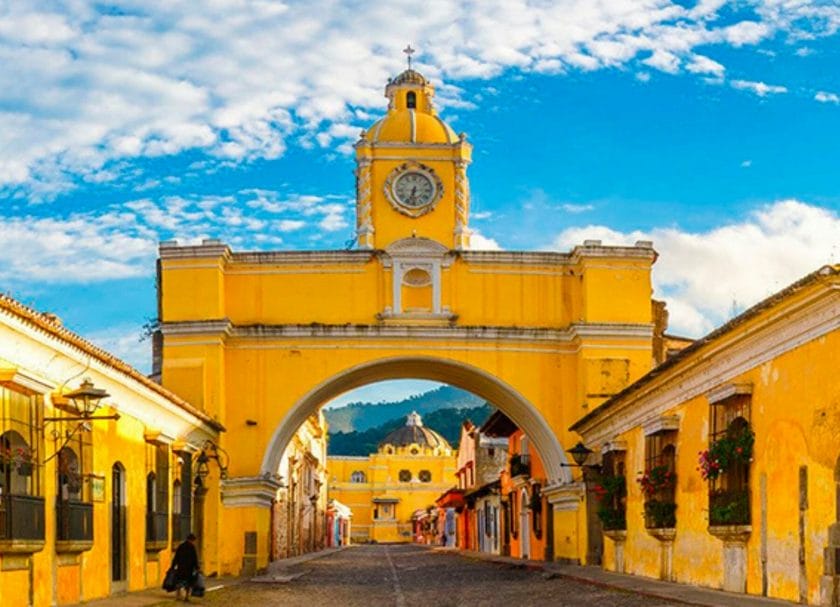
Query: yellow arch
260,355,573,485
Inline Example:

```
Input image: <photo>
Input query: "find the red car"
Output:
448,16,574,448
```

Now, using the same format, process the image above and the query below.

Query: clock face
383,163,443,217
394,171,435,208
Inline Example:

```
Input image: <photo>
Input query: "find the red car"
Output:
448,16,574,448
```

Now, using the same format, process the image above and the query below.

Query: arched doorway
260,356,572,485
111,462,127,591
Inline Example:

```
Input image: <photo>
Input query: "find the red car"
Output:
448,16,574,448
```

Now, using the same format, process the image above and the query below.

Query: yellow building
327,412,455,543
271,411,329,562
571,265,840,605
0,296,220,607
157,65,659,574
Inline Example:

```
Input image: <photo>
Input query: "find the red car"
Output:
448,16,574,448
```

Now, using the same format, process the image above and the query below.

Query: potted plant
592,474,626,531
0,445,35,476
637,465,677,529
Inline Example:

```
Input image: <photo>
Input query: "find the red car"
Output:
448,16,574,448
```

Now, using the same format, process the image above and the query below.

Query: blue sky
1,2,840,406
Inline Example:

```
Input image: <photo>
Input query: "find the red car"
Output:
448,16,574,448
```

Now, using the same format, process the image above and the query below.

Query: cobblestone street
196,545,681,607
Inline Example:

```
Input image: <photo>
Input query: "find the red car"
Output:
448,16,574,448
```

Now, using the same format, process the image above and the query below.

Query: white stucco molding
642,415,680,436
0,367,55,395
161,320,652,345
707,382,752,405
543,482,584,511
260,356,574,486
602,440,628,454
221,475,283,508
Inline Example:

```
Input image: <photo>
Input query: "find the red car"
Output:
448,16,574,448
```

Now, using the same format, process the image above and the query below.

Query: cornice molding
221,475,283,508
161,320,653,344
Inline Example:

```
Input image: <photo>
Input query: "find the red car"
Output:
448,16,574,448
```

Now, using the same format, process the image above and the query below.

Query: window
399,469,412,482
350,470,366,483
596,451,627,531
55,426,93,547
708,394,752,526
0,387,45,544
419,470,431,483
640,432,677,529
146,444,169,548
406,91,417,109
531,484,543,539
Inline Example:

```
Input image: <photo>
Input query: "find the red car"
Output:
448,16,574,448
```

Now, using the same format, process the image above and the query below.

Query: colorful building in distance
0,295,220,607
270,411,329,562
451,419,508,553
327,412,456,543
571,265,840,605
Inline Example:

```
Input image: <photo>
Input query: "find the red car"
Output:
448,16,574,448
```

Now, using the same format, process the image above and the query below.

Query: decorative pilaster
709,525,751,593
647,527,676,581
355,159,374,249
453,160,471,250
603,529,627,573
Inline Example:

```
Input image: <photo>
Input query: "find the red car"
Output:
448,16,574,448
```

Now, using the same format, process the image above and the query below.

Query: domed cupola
362,67,457,145
379,411,452,454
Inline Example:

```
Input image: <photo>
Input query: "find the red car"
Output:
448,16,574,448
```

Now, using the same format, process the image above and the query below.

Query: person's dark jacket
172,540,199,582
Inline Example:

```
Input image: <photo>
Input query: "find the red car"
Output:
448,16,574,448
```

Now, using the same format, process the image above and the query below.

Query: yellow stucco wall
578,269,840,604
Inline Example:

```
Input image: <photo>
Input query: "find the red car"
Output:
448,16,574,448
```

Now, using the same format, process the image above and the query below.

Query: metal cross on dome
403,44,415,69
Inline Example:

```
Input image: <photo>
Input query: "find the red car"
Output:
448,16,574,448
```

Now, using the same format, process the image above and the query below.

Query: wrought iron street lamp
561,441,601,472
193,440,229,488
45,378,120,423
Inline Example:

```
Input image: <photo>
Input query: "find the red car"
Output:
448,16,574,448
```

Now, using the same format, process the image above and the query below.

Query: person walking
171,533,200,602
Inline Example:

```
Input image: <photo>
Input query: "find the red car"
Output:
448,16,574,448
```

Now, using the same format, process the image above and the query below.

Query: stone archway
260,355,573,486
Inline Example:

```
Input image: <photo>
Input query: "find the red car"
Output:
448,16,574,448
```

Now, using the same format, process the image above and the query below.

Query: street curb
436,548,794,607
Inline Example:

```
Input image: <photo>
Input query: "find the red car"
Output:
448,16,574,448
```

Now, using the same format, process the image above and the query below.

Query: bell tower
354,56,472,250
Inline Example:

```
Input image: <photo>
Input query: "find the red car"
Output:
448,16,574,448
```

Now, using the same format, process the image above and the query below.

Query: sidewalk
445,548,795,607
69,576,240,607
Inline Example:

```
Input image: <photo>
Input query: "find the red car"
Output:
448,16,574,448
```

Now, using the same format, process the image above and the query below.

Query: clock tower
354,66,472,250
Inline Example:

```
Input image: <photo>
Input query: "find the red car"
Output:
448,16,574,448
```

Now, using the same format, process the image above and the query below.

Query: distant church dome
361,68,458,145
380,411,451,451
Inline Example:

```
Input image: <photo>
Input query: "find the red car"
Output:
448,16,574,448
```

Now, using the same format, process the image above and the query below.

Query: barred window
399,469,412,482
0,387,43,498
419,470,432,483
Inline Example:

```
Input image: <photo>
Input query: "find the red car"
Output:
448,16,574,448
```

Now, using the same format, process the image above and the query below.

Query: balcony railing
146,511,169,547
172,513,192,543
510,454,531,478
0,494,45,542
56,499,93,542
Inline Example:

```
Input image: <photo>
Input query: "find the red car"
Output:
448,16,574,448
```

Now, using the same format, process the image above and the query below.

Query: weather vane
403,44,415,70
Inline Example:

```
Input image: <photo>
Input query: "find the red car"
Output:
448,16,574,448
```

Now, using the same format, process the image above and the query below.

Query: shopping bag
162,568,177,592
191,572,206,598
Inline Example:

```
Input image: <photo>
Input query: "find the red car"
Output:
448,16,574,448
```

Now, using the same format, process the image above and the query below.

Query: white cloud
469,231,502,251
550,200,840,337
0,188,353,284
730,79,788,97
741,159,752,168
87,325,151,374
561,203,595,214
685,54,725,77
815,91,840,104
1,1,837,197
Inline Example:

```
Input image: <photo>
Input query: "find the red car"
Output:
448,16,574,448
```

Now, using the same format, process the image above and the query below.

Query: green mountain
324,385,483,434
328,404,494,456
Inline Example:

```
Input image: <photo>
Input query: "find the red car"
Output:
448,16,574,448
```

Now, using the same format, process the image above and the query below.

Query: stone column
604,530,627,573
648,528,676,581
709,525,751,593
